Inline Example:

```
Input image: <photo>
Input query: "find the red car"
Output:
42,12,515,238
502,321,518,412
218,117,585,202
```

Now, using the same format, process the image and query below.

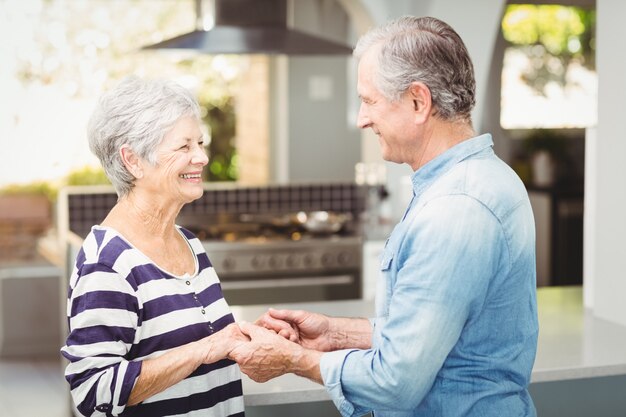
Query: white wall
586,0,626,326
271,0,361,183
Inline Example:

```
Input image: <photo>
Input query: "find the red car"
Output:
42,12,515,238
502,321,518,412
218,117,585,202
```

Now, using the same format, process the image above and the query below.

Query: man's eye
179,144,189,150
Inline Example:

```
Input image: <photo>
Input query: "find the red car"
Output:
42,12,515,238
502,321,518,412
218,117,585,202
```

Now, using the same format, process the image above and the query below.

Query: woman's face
140,115,208,205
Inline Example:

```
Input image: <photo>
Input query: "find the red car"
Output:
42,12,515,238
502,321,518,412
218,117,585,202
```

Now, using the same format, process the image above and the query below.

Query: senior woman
61,76,246,417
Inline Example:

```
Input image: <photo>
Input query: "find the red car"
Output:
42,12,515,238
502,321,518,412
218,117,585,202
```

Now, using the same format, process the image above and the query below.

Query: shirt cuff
119,360,142,407
320,349,359,417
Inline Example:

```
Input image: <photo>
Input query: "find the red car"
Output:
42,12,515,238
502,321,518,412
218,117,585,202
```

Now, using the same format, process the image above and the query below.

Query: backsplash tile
68,183,366,238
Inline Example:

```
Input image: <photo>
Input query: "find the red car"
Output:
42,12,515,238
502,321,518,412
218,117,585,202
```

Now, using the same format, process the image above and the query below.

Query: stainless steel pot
294,211,352,234
239,211,352,235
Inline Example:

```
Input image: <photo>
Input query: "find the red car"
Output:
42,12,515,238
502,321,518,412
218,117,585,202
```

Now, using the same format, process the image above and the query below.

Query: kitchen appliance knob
268,256,281,269
303,255,314,267
285,254,298,268
251,256,265,269
338,252,352,265
222,258,236,271
321,253,334,266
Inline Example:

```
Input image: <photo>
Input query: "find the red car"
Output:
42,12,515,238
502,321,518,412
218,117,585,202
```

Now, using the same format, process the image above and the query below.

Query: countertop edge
243,364,626,406
243,386,331,406
531,364,626,383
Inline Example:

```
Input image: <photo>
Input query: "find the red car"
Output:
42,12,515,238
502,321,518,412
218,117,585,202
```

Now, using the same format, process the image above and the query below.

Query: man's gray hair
87,76,201,197
354,16,476,123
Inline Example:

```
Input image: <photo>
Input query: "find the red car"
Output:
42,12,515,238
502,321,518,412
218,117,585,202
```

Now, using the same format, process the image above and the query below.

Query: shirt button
95,404,112,412
193,294,198,300
185,280,191,285
201,309,206,314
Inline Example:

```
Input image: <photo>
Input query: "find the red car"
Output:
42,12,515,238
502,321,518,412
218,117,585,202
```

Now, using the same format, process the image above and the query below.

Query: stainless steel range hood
142,0,353,55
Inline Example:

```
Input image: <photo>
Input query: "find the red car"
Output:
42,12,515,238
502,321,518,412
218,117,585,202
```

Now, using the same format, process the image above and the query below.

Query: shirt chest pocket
380,249,393,271
376,249,395,317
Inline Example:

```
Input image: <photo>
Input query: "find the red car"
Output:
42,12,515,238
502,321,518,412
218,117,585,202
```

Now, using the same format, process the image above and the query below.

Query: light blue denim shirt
320,134,538,417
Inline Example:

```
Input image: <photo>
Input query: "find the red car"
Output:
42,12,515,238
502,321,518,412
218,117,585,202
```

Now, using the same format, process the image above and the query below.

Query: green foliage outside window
178,56,241,182
501,5,595,95
0,165,111,203
7,0,240,185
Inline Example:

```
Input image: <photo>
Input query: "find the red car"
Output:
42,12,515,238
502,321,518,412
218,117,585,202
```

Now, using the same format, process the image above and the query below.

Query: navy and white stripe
61,226,244,417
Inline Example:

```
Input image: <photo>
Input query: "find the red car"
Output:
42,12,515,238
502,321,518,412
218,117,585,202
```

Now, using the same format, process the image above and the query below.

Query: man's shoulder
427,156,529,215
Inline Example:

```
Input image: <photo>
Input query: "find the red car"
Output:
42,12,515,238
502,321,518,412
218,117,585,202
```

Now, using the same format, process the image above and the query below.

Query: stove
201,235,362,276
181,214,363,305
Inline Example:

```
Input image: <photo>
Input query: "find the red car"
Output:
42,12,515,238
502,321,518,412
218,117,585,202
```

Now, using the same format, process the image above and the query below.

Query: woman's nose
192,145,209,166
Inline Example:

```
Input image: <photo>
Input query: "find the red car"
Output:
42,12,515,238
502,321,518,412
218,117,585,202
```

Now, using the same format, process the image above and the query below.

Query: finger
278,328,298,342
226,324,250,341
268,308,307,324
260,314,293,333
237,321,252,337
253,313,268,326
238,321,272,339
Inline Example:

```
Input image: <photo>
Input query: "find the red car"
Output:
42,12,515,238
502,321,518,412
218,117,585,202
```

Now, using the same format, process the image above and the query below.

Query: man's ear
120,145,143,179
408,82,432,124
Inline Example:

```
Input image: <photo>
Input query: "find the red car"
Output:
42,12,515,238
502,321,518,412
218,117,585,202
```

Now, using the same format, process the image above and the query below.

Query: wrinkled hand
197,323,250,364
255,308,333,352
229,322,302,383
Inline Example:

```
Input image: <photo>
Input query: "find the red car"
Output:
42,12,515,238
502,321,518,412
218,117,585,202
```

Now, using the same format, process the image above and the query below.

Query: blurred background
0,1,600,416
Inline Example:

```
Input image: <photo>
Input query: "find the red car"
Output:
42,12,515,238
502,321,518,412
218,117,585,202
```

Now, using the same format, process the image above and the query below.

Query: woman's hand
197,323,250,364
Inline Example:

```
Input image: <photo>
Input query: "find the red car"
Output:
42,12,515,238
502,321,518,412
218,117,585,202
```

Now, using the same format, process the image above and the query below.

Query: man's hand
229,322,324,384
255,308,335,351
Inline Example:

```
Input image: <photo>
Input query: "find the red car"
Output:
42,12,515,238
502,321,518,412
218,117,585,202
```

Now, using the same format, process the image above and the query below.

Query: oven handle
220,275,354,290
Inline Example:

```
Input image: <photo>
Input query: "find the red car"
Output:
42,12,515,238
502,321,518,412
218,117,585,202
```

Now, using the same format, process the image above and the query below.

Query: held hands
256,308,335,352
228,322,304,382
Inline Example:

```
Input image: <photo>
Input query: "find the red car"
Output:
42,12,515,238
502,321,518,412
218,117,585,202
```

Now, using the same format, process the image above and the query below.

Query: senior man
229,16,538,417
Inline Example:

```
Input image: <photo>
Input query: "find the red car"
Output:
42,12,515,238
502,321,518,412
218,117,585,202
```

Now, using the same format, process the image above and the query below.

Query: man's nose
356,105,371,129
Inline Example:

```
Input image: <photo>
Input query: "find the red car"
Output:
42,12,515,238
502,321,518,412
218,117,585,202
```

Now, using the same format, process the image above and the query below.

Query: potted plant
0,181,56,262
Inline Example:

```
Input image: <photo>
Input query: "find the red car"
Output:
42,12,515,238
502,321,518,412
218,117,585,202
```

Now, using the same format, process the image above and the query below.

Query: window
0,0,244,187
500,4,596,129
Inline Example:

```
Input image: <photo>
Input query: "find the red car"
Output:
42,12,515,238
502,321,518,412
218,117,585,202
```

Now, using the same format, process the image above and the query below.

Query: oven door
219,270,361,306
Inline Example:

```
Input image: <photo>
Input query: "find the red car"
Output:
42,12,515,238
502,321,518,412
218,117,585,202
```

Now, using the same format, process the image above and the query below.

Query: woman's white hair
354,16,476,124
87,75,201,197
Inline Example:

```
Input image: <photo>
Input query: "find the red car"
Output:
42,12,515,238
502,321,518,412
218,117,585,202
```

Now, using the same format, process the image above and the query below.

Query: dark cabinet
528,184,583,286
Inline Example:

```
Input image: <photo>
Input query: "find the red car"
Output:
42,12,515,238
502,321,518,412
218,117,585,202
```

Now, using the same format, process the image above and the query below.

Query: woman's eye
179,144,189,151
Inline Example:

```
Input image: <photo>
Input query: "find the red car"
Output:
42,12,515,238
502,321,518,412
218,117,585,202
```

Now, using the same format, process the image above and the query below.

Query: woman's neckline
92,224,199,279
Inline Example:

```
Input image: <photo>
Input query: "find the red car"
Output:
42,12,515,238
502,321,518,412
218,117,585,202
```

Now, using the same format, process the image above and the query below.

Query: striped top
61,225,245,417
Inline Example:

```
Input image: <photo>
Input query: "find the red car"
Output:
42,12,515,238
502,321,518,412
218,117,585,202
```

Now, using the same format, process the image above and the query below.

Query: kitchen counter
0,261,62,357
230,286,626,406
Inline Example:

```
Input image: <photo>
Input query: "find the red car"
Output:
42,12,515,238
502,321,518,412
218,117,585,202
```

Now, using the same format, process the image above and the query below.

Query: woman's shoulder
79,225,136,269
70,226,141,294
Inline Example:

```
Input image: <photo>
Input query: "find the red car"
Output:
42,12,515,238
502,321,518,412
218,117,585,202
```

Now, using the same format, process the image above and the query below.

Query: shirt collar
410,133,494,196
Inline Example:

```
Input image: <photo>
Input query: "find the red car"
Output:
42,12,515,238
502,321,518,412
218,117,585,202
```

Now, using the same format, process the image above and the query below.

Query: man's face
356,46,420,166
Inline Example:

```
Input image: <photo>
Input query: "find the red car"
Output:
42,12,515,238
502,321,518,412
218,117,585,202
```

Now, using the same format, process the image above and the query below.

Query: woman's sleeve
61,260,142,417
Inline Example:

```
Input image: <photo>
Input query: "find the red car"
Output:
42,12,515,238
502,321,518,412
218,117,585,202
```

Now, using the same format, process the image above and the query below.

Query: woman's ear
120,145,143,179
408,82,432,124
